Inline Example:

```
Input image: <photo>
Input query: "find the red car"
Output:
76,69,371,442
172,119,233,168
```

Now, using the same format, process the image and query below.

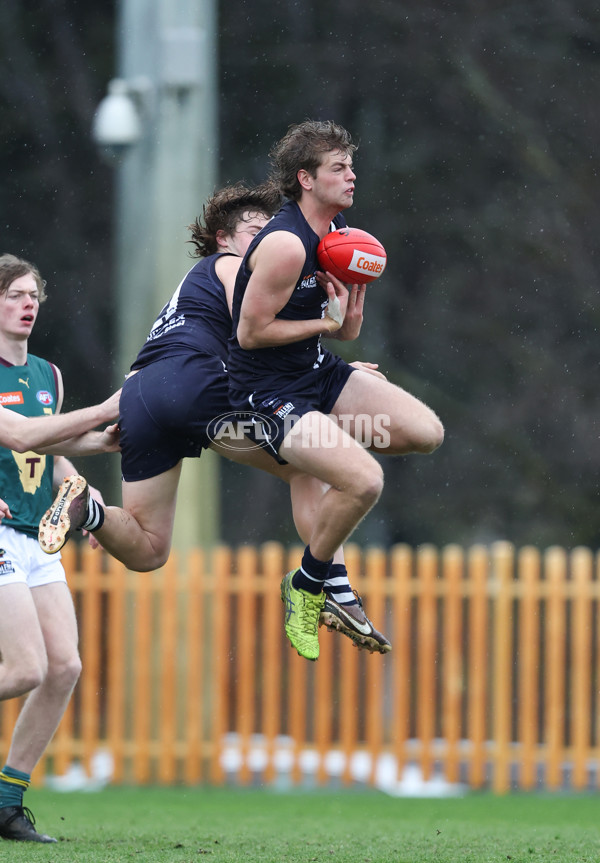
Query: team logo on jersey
272,401,295,419
0,555,15,576
207,411,280,451
36,390,53,406
297,273,317,291
0,392,24,405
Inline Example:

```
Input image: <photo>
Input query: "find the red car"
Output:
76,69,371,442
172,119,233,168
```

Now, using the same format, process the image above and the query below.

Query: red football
317,227,387,284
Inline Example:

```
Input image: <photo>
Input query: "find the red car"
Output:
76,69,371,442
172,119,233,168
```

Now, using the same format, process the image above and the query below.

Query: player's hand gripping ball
317,227,387,284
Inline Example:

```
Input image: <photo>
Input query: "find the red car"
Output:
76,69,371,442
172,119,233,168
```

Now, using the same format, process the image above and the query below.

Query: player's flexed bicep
237,232,303,348
237,232,340,350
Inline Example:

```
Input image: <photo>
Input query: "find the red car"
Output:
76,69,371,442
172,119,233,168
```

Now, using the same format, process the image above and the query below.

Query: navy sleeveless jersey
227,201,346,389
131,254,233,370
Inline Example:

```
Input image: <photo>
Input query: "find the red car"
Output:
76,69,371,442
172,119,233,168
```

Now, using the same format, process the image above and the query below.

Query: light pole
93,0,219,553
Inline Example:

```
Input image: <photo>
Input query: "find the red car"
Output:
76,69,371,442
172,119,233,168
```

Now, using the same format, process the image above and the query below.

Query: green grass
0,787,599,862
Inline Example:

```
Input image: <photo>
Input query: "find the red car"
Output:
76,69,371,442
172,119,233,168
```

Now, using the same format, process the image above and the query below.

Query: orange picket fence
2,541,600,793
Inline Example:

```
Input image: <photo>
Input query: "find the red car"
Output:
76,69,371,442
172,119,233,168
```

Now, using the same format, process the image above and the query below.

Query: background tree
2,0,599,549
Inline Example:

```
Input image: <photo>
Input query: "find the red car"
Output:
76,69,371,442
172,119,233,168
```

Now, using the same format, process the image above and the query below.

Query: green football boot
280,570,325,661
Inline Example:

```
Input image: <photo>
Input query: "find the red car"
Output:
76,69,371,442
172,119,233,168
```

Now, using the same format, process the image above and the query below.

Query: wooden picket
2,541,600,792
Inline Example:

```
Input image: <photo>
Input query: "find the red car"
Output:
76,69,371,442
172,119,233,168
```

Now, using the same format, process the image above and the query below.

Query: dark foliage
2,0,599,548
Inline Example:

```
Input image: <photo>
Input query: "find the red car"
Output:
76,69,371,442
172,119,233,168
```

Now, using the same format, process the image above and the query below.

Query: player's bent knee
401,412,444,455
117,534,171,572
420,415,445,454
130,547,170,572
67,655,83,687
14,662,46,695
47,654,82,691
355,463,384,510
149,547,170,571
384,409,444,455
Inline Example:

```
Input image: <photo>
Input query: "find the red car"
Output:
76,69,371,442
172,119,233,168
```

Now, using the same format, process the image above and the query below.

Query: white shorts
0,525,66,588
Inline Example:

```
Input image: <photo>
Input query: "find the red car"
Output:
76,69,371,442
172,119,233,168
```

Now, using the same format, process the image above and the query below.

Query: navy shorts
119,354,230,481
228,352,355,464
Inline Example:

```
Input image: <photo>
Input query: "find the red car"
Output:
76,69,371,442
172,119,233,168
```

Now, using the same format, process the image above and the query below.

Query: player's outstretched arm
0,390,121,453
39,422,120,457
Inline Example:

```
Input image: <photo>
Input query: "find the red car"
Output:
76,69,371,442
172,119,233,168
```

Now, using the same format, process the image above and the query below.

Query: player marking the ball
228,119,444,661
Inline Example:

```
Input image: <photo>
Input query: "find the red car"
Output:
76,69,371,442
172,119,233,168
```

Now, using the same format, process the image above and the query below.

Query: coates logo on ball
317,227,387,284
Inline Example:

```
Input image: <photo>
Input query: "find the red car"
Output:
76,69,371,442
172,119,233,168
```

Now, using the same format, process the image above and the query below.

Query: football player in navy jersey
39,184,391,654
228,120,444,660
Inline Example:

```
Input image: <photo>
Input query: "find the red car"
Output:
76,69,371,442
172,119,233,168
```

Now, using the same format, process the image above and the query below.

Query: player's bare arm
38,422,120,457
237,232,342,349
0,392,120,454
33,369,119,456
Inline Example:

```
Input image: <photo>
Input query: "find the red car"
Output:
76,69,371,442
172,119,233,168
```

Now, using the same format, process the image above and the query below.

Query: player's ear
297,169,313,192
215,229,229,249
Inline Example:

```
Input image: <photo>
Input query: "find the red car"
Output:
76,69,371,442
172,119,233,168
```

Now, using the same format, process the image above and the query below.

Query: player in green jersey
0,254,119,844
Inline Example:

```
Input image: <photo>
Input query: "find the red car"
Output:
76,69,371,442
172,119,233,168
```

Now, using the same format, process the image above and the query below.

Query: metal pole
113,0,219,553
